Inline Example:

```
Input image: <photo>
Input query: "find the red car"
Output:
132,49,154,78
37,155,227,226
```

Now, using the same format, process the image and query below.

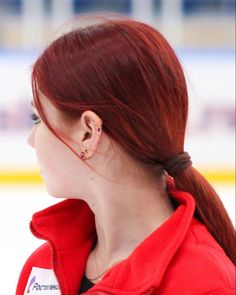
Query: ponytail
174,167,236,265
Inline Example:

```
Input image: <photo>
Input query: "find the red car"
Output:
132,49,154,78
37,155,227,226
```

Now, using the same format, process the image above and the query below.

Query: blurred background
0,0,235,294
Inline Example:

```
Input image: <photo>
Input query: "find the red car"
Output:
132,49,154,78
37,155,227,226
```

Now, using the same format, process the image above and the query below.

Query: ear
72,110,103,160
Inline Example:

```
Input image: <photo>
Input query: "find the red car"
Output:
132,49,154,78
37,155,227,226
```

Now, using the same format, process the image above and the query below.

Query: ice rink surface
0,184,235,295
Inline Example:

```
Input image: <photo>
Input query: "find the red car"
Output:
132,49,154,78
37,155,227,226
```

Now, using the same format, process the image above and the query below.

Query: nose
27,126,36,148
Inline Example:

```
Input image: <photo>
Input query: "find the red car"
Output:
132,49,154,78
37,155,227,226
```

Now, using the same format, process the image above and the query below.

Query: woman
16,17,235,295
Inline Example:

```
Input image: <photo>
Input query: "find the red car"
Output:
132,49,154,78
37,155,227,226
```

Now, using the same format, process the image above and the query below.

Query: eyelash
30,113,41,124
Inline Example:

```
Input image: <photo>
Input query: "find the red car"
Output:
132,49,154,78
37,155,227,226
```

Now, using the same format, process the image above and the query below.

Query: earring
80,151,86,160
91,118,103,132
80,148,89,160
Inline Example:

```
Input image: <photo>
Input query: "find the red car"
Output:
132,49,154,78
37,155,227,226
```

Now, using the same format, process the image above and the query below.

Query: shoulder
188,217,235,283
158,218,235,295
16,242,52,295
19,242,52,269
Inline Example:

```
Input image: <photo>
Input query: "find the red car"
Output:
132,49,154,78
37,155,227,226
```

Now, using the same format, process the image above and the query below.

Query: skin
28,92,175,283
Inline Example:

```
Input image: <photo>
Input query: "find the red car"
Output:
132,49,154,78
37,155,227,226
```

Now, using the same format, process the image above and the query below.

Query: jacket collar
31,186,196,295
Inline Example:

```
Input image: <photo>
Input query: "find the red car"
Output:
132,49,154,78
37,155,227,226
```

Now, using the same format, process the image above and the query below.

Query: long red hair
31,16,235,264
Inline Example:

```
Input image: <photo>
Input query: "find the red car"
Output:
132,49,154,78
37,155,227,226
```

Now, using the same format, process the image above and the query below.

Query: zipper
30,221,66,295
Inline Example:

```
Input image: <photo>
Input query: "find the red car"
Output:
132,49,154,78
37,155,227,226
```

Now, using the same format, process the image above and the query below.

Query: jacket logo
24,267,60,294
26,276,36,293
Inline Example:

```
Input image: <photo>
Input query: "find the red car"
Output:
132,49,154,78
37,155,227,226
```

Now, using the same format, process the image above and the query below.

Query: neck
85,177,175,279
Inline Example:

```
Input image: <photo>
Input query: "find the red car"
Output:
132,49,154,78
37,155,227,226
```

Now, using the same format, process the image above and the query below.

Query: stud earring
91,118,103,131
80,151,86,160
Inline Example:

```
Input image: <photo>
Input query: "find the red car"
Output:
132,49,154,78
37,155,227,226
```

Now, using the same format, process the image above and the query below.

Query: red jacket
16,187,235,295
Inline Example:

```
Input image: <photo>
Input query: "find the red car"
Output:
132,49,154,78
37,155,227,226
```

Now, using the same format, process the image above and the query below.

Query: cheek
34,128,56,172
34,127,82,196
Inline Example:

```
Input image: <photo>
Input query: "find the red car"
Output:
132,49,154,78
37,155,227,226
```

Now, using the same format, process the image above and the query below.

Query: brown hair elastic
162,151,192,177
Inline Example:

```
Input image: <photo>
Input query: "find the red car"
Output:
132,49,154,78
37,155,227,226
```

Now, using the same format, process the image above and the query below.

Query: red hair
31,16,235,264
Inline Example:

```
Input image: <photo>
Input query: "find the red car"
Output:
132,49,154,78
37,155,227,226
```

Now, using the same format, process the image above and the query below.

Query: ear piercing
91,118,103,130
80,151,85,160
80,149,88,160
